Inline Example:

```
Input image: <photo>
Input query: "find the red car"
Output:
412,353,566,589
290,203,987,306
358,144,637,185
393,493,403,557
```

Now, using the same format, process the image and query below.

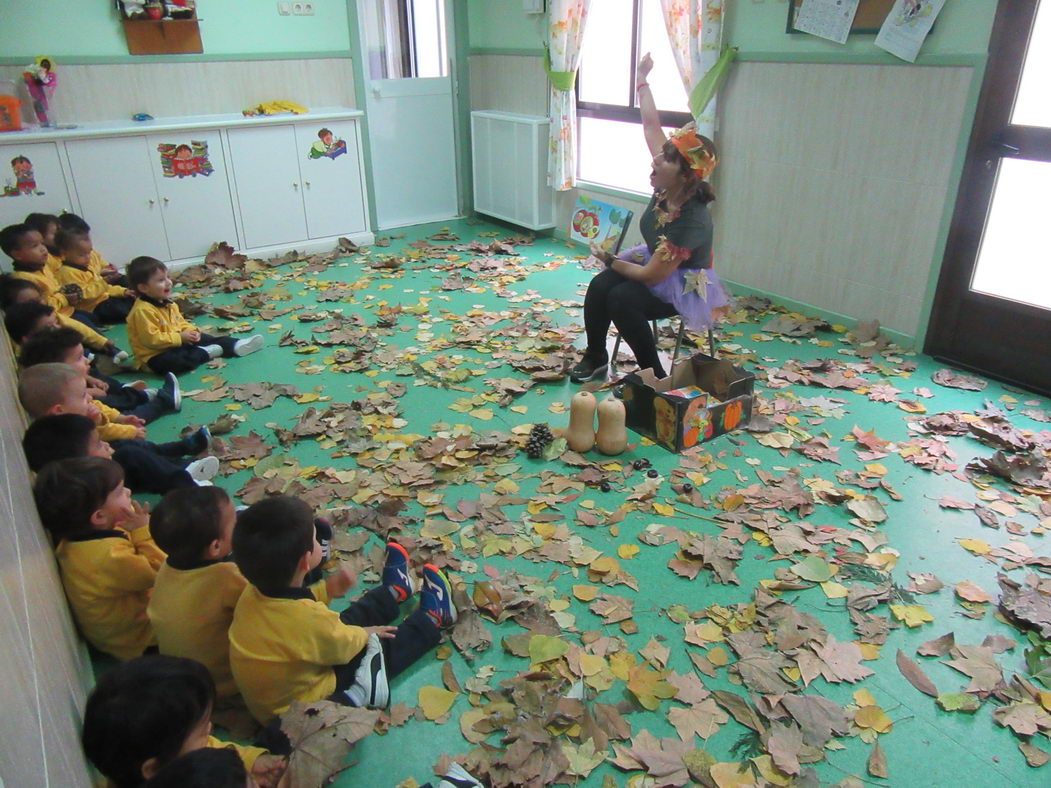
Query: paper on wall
793,0,861,45
875,0,947,62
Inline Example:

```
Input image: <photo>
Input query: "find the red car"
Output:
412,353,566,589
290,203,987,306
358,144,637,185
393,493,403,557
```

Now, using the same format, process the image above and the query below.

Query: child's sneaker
200,344,224,359
233,334,264,357
186,455,219,483
182,425,211,455
438,763,484,788
157,372,181,412
111,349,131,367
420,564,457,628
314,517,333,563
342,633,389,709
383,542,416,603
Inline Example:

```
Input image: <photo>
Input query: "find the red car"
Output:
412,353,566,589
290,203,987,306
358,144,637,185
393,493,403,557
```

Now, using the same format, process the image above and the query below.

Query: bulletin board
787,0,897,35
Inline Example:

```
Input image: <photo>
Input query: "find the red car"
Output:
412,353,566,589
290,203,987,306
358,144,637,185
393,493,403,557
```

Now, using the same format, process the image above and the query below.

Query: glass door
926,0,1051,394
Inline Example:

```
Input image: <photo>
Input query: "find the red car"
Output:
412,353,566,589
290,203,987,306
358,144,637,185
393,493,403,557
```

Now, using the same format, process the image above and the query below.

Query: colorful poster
308,128,347,160
2,155,41,197
570,195,632,254
157,140,214,177
875,0,947,62
793,0,860,45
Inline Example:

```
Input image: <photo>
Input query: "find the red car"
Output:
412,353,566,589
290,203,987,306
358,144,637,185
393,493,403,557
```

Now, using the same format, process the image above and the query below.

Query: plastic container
0,80,22,131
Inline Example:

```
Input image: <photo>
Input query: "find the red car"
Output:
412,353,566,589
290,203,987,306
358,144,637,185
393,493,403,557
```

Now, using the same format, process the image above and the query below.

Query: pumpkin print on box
682,398,710,449
722,400,745,431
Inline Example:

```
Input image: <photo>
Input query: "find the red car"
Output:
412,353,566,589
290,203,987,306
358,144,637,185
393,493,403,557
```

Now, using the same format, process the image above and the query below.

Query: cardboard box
620,353,754,452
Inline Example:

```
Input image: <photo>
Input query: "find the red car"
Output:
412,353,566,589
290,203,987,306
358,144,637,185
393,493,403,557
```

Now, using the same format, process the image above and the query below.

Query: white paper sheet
793,0,861,45
875,0,947,62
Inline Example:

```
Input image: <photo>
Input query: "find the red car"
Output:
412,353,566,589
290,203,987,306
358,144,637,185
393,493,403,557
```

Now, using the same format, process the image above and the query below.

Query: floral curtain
659,0,728,137
546,0,592,191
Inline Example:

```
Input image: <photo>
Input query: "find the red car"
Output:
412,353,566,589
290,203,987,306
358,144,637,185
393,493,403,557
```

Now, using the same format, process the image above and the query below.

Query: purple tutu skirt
617,243,732,332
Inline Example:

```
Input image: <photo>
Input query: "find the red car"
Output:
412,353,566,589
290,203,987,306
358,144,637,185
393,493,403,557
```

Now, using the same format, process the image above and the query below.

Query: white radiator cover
471,111,555,230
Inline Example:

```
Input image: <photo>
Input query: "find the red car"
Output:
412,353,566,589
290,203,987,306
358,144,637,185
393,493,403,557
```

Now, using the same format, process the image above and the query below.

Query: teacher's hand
590,243,614,267
638,52,654,80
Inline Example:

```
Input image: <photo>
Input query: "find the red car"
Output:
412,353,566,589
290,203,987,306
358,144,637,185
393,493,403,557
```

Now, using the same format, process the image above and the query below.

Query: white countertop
0,106,364,143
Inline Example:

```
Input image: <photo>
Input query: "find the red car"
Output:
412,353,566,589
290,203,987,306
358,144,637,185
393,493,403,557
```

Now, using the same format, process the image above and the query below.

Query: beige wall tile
469,54,548,116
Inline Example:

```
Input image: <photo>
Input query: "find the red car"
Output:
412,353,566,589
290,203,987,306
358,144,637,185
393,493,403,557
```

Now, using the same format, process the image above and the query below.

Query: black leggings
146,334,238,376
583,267,677,376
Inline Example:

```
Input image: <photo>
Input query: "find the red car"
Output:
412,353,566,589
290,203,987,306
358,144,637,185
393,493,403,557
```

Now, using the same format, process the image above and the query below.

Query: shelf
122,19,203,56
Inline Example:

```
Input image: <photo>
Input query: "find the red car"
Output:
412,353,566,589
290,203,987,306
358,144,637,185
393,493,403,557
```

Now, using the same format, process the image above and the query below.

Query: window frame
575,0,692,187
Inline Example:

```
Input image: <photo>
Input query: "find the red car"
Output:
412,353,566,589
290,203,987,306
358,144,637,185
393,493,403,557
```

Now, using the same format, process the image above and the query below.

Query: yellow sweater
57,261,125,312
46,252,62,276
54,527,166,661
12,265,72,315
148,559,247,698
205,736,267,773
95,400,139,441
229,583,368,724
126,297,194,368
89,248,112,276
56,311,109,351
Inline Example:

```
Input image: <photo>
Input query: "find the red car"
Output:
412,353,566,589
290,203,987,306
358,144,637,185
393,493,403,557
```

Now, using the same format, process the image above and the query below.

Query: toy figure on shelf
120,0,148,19
23,56,57,127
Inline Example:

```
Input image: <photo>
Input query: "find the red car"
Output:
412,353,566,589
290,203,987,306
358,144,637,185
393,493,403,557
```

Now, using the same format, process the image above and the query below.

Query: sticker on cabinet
2,155,41,197
157,141,214,177
307,128,346,160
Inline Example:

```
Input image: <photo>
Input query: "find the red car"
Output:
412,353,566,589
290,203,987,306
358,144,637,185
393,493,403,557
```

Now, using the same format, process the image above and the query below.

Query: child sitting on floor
4,299,59,344
19,326,178,423
1,222,93,327
23,212,62,275
82,655,286,787
229,495,456,725
0,273,129,363
142,747,247,788
33,457,164,660
60,212,126,285
19,368,218,492
126,256,262,375
55,228,135,324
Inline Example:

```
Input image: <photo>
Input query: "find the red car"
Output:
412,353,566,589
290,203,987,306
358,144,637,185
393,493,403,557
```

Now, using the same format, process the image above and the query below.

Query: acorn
646,469,659,479
600,482,611,493
682,483,694,494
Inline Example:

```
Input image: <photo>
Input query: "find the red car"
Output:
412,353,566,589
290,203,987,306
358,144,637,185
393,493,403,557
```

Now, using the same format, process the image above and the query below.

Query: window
577,0,690,193
361,0,447,80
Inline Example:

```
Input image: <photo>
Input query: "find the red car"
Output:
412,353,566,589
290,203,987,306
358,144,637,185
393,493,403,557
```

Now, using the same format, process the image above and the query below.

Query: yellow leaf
528,634,568,664
589,556,619,574
224,403,242,411
509,405,528,414
493,478,520,495
533,522,556,540
469,408,494,421
853,689,878,707
709,762,757,788
722,494,745,511
854,704,893,733
707,646,729,666
821,581,849,599
857,642,881,660
958,538,992,555
889,604,934,628
609,650,636,680
617,544,640,560
418,686,457,721
572,585,598,602
578,654,607,677
653,503,676,516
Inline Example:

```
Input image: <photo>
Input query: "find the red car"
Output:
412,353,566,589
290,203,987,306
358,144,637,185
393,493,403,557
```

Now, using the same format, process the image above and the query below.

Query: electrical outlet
291,2,305,15
302,2,315,15
277,1,290,15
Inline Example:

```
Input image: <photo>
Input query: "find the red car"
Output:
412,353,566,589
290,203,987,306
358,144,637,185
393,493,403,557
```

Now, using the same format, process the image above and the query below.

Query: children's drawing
2,155,41,197
569,195,632,254
157,141,214,178
308,128,347,160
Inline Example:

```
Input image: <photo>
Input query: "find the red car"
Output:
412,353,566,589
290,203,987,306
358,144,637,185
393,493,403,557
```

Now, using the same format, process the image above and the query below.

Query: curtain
546,0,592,191
659,0,729,137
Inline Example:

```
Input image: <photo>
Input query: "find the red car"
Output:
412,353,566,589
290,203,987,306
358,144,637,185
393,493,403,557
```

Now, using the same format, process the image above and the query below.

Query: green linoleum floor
93,218,1050,787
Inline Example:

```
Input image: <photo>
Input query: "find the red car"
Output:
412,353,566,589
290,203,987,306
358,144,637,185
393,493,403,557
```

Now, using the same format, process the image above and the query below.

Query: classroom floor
100,218,1050,787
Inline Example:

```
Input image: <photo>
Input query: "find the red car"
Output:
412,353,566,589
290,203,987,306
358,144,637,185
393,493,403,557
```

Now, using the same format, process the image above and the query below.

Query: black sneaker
343,633,389,708
570,355,608,383
314,517,333,564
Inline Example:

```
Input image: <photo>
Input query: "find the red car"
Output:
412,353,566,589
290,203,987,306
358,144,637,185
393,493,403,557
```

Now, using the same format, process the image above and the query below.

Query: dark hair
23,413,97,471
152,487,231,565
661,135,718,205
11,155,30,167
0,273,41,308
174,144,192,154
233,495,315,591
19,325,83,368
54,227,87,255
33,457,124,540
0,223,35,256
318,128,332,139
144,747,247,788
82,655,216,788
4,300,54,344
58,212,91,234
127,256,167,289
24,213,59,236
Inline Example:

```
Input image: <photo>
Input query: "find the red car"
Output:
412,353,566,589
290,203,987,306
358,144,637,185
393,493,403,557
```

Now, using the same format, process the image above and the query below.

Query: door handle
292,181,299,189
148,198,155,205
163,197,170,204
304,180,311,188
995,142,1021,155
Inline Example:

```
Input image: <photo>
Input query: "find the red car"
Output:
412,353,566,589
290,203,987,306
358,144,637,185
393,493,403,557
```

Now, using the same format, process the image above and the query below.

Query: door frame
924,0,1050,394
346,0,468,230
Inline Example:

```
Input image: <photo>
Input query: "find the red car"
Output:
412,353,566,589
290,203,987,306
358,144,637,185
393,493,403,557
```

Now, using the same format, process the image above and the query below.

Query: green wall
467,0,544,51
0,0,351,60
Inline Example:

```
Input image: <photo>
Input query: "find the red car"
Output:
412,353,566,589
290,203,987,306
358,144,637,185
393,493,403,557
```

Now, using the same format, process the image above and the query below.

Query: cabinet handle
148,198,155,205
292,181,299,189
304,180,311,188
163,197,170,204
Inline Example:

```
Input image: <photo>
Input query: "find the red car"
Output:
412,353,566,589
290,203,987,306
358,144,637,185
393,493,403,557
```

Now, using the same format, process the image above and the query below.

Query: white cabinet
228,120,368,249
65,136,170,264
65,132,238,265
0,141,74,228
145,130,237,261
227,125,307,249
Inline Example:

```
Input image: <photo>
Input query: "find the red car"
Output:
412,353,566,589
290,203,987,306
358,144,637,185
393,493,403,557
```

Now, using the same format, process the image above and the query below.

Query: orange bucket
0,94,22,131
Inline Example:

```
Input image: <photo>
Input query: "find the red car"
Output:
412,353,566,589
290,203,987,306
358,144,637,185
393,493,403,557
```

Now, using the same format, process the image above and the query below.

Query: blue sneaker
383,542,416,602
420,564,457,628
182,425,211,456
157,372,181,412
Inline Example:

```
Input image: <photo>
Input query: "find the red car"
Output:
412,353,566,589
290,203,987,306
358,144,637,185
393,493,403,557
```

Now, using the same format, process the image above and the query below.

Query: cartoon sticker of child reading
157,141,214,178
308,128,347,160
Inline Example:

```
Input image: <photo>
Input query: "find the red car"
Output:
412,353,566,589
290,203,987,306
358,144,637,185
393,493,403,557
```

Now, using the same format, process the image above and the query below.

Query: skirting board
554,230,917,350
162,230,376,274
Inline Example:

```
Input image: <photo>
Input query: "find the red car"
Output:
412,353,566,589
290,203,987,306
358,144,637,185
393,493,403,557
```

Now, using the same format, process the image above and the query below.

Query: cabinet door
226,125,307,249
65,136,170,264
147,131,238,261
294,121,368,239
0,142,74,228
